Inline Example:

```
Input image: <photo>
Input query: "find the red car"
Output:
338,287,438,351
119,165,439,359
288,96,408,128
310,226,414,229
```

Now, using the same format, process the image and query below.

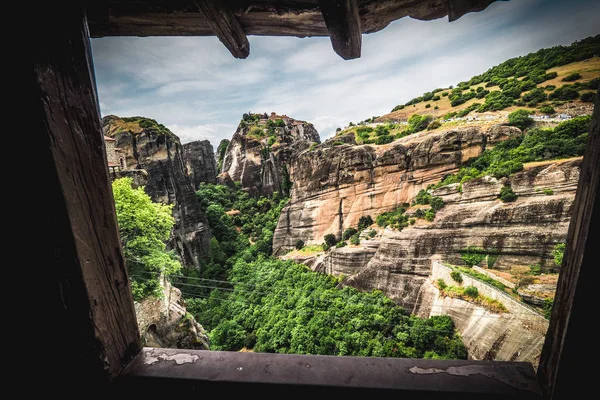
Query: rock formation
344,158,579,310
276,121,580,365
220,113,320,196
103,115,211,268
273,124,521,254
183,140,217,188
135,275,209,350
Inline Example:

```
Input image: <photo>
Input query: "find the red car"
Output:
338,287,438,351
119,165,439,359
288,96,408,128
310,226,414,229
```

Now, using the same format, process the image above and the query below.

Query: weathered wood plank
194,0,250,59
318,0,361,60
538,89,600,398
33,3,140,384
116,348,541,397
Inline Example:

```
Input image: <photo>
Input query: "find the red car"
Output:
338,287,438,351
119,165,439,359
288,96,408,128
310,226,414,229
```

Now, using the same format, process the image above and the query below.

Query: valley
103,36,599,366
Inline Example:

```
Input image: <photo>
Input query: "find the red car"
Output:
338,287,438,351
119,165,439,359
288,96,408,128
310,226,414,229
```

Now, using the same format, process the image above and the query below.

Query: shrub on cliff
464,286,479,298
552,242,566,267
429,196,445,211
427,120,442,130
460,246,486,267
358,215,374,231
376,207,409,230
349,234,360,246
539,105,556,114
294,239,305,250
335,241,347,248
499,186,517,202
375,135,393,145
407,114,433,133
324,234,338,247
342,228,358,240
450,271,463,283
508,109,534,131
424,209,436,222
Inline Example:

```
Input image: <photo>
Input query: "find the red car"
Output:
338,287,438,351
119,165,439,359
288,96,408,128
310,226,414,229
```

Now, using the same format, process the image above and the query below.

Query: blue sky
91,0,599,146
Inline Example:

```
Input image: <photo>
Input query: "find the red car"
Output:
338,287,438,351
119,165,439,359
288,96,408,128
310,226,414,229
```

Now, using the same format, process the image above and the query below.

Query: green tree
508,109,534,131
450,271,463,283
461,246,486,267
499,186,517,202
429,196,445,211
358,215,374,230
539,105,556,114
464,286,479,298
562,72,581,82
112,178,181,300
324,234,338,247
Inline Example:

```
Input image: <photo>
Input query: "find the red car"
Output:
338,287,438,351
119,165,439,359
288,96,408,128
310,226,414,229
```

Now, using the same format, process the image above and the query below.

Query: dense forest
113,178,466,359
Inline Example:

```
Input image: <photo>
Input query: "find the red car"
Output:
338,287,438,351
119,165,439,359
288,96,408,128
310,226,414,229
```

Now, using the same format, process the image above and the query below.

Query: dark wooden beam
32,2,141,390
318,0,361,60
538,89,600,398
447,0,503,22
194,0,250,59
88,1,505,39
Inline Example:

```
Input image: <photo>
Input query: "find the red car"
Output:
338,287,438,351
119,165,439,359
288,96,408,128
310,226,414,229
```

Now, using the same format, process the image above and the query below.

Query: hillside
330,36,598,146
382,35,599,121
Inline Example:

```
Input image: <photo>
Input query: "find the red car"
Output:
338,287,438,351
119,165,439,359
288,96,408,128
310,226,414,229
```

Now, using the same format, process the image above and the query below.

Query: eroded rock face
183,140,217,188
221,114,320,196
273,125,521,254
345,158,579,310
135,276,209,350
103,115,211,268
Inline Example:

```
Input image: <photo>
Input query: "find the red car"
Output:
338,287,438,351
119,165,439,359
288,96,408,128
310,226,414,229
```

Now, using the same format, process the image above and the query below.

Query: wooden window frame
33,4,598,398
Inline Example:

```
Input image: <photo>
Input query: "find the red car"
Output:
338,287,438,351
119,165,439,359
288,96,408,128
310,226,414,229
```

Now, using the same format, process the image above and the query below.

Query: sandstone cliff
135,275,209,350
273,124,521,254
344,157,579,311
103,116,211,268
277,122,580,365
221,113,320,196
183,140,217,187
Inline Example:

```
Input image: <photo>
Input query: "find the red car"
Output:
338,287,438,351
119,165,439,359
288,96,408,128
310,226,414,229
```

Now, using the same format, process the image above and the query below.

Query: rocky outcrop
103,116,211,268
112,169,148,188
183,140,217,188
422,261,548,367
135,276,209,350
344,158,580,311
273,125,521,254
221,113,320,196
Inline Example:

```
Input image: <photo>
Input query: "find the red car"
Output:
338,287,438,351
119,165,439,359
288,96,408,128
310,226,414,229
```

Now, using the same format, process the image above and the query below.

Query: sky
91,0,600,146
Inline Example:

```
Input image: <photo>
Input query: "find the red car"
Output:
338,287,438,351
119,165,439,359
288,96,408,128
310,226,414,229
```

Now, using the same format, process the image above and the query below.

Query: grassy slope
380,58,600,121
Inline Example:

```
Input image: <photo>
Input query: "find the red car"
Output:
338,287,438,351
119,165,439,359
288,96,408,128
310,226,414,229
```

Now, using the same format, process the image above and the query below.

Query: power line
134,271,546,317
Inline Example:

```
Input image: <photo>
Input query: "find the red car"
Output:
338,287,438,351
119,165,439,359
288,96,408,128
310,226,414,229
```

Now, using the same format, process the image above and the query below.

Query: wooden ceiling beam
317,0,361,60
194,0,250,59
